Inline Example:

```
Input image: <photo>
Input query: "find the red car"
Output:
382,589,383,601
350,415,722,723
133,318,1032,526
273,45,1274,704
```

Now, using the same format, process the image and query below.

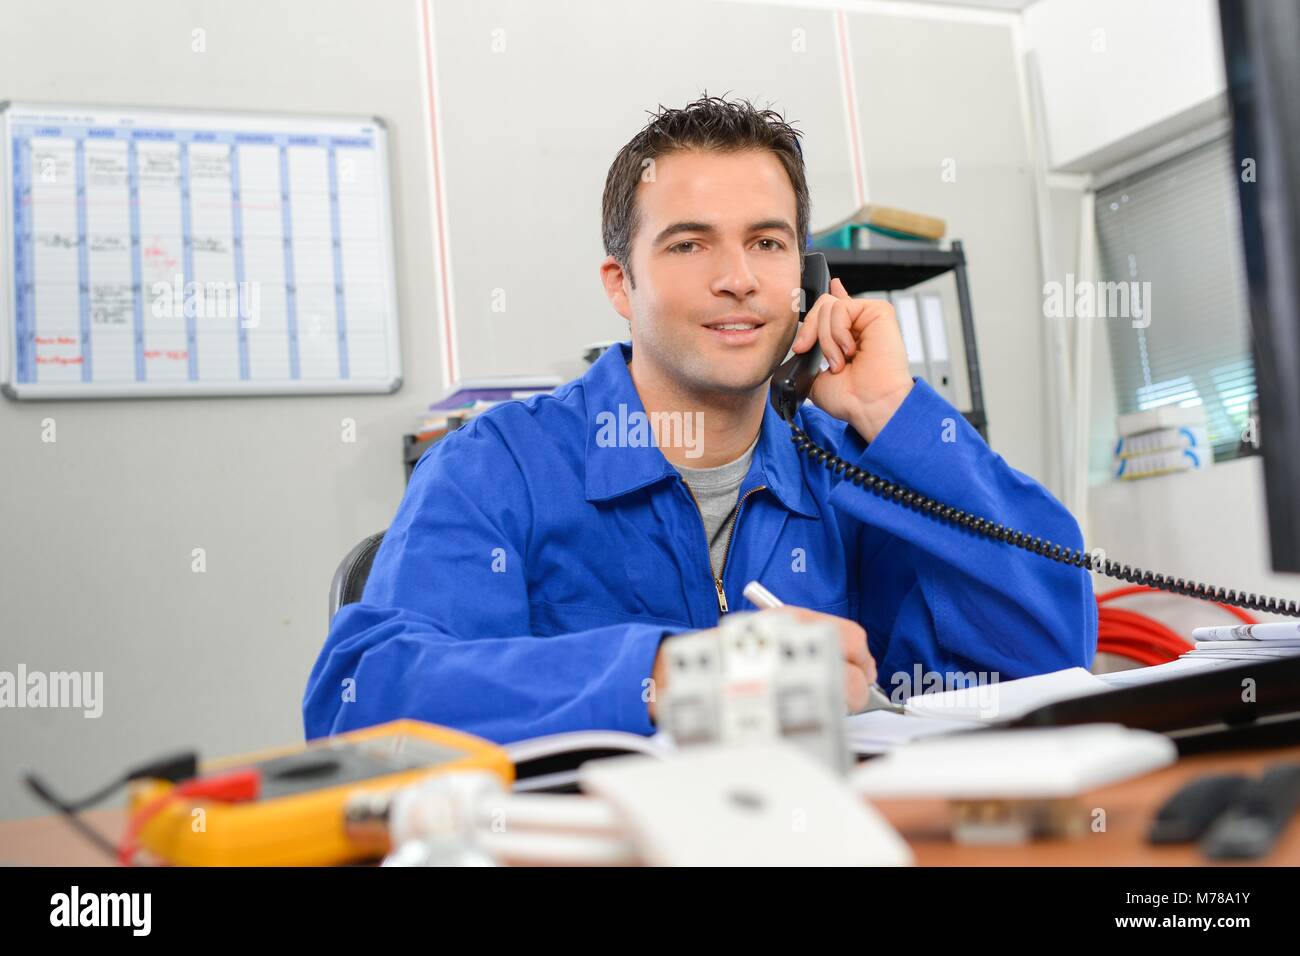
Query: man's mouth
703,316,765,343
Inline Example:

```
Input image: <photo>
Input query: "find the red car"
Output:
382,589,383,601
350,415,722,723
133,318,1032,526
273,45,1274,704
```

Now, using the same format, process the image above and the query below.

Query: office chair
328,530,386,623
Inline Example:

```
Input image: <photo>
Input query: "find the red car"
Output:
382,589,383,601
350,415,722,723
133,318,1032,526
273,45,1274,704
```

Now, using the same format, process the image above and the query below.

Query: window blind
1095,136,1255,459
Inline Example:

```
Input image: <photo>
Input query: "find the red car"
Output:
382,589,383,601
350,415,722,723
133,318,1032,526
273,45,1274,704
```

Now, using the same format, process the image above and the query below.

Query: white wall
843,9,1047,482
432,0,1050,480
0,0,438,822
0,0,1058,821
431,0,855,385
1024,0,1227,172
1089,457,1300,633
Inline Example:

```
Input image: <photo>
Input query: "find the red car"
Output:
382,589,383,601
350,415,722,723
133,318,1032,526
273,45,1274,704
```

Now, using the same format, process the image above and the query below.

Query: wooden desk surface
3,743,1298,866
873,741,1300,865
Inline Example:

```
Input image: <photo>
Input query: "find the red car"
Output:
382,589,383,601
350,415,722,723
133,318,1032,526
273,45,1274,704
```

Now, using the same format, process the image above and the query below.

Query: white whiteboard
0,103,401,399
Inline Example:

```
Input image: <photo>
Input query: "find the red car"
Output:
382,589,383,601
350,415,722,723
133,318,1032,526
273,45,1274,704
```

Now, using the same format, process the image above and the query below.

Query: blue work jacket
304,341,1097,743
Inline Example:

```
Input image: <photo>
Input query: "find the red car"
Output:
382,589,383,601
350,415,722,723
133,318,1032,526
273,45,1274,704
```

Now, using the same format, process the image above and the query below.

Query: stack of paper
842,668,1118,757
1095,655,1245,689
843,710,980,755
899,667,1112,723
1183,622,1300,662
416,375,561,438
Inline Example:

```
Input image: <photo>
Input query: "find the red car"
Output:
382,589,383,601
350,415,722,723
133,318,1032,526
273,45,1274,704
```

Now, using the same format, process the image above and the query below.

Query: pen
742,580,905,714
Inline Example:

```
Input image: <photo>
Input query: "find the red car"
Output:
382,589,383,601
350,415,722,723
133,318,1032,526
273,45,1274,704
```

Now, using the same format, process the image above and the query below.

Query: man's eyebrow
651,221,717,246
748,218,796,239
651,218,796,246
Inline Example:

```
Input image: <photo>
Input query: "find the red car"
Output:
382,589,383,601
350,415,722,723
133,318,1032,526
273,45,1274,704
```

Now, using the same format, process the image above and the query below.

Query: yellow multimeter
126,720,513,866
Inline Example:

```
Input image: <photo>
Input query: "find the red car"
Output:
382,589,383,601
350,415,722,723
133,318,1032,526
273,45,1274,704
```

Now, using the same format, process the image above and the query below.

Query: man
303,95,1096,743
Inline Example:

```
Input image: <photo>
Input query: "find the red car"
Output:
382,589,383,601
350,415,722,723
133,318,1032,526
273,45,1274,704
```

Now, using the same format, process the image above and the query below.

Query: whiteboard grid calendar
1,103,401,399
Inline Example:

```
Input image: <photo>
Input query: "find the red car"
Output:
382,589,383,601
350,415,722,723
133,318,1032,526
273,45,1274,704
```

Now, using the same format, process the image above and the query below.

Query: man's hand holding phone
790,275,915,442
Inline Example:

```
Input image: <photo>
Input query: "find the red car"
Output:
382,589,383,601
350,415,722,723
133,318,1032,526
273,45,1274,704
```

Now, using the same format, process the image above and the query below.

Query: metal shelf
821,239,987,439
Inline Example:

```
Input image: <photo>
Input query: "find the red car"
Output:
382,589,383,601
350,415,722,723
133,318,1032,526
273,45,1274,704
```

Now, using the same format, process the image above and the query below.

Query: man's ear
599,255,634,323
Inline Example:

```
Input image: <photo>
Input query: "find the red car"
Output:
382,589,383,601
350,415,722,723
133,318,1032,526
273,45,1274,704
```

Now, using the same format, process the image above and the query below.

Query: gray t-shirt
675,435,760,580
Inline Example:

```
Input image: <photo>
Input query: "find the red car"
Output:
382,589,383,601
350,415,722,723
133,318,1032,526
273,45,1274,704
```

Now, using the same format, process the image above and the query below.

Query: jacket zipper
682,481,767,615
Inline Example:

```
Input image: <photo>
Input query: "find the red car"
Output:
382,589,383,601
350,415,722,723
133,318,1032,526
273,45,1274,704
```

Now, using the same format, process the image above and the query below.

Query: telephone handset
769,253,1299,618
771,251,830,424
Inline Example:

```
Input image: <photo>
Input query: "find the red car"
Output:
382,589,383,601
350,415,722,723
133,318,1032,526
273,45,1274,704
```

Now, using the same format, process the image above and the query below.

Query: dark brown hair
601,94,809,287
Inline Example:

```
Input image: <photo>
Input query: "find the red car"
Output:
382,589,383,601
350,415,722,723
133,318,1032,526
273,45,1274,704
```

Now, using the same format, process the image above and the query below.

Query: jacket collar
581,341,819,518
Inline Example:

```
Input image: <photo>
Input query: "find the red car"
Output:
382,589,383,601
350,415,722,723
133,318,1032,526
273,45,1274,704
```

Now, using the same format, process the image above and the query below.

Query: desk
873,741,1300,865
3,743,1298,866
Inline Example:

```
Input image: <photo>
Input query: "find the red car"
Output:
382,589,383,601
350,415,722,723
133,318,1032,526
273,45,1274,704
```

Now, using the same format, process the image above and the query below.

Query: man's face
606,148,802,398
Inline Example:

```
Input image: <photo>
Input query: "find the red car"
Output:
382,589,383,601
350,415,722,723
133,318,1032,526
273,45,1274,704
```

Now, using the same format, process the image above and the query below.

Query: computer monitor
1219,0,1300,572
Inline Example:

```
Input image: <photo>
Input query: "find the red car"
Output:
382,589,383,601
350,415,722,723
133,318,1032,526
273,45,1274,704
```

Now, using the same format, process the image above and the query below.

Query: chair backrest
329,531,386,623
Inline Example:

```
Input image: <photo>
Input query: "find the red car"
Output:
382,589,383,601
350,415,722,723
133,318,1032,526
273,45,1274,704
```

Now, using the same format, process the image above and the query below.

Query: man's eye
670,241,698,253
755,238,784,251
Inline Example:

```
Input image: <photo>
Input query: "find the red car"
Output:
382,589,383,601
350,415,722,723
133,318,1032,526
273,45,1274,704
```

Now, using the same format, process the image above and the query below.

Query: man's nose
710,248,759,298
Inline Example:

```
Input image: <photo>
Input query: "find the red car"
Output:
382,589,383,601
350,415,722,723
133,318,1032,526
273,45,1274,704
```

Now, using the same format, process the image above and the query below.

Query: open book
505,669,1129,791
505,731,674,793
505,710,987,793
